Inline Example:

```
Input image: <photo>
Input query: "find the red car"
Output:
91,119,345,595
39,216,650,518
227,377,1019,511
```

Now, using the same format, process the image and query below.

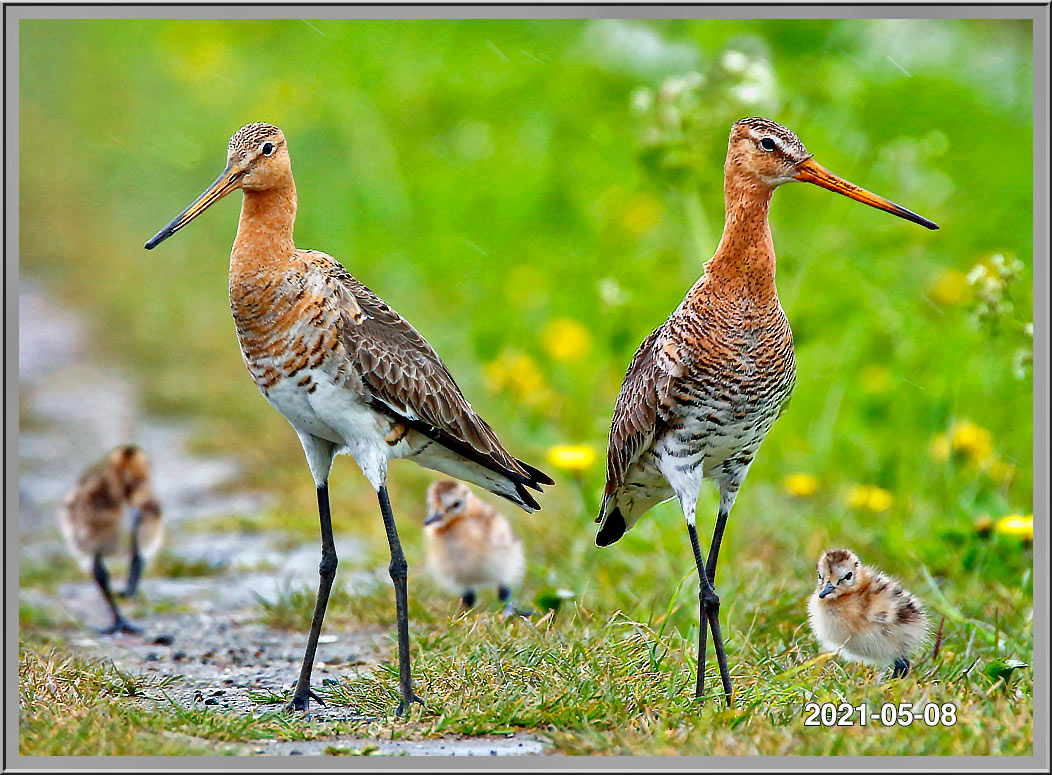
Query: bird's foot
395,693,425,717
98,619,141,636
116,587,138,599
498,601,534,619
284,688,327,714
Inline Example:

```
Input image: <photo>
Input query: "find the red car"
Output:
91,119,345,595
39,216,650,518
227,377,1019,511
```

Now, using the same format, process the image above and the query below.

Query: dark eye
261,142,275,156
760,137,777,152
450,500,462,509
842,572,853,582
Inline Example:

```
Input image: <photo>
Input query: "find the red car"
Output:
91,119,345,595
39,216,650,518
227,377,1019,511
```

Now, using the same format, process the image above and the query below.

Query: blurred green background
19,17,1033,753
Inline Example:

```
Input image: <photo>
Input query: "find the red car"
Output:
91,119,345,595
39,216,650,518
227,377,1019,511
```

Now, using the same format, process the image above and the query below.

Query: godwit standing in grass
423,479,526,614
808,548,928,678
144,123,552,715
59,445,163,634
595,117,938,705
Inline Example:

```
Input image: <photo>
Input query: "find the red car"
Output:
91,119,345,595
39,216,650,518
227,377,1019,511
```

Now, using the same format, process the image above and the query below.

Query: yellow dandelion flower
845,485,893,513
950,420,994,464
783,473,819,498
483,350,550,407
929,269,970,307
483,356,511,392
546,444,597,472
542,319,592,363
865,487,894,512
509,356,546,397
996,515,1033,542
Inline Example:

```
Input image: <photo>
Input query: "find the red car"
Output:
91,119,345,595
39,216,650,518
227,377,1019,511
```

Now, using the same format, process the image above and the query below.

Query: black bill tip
900,208,940,231
144,225,173,250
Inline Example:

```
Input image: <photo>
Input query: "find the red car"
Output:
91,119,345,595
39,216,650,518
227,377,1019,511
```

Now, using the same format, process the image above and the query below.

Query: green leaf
534,587,576,612
982,658,1028,683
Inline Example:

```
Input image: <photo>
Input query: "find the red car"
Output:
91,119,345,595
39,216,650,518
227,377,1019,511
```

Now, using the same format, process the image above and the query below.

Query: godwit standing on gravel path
595,117,938,705
59,445,163,635
144,123,552,715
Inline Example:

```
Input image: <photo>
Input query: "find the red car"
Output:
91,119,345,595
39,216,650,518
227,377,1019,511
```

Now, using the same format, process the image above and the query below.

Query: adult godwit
808,548,929,679
595,117,937,705
59,445,163,634
144,123,552,715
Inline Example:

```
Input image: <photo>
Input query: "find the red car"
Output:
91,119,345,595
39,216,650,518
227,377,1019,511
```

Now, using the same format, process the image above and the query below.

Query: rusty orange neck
699,169,779,303
231,183,298,277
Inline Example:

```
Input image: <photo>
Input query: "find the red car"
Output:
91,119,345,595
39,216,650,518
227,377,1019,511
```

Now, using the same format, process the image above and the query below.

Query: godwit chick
423,480,526,613
59,445,163,634
144,123,552,715
808,548,928,678
595,117,938,704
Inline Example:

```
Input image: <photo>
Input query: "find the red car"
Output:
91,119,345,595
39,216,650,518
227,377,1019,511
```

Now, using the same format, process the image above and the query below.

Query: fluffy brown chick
423,480,526,612
59,445,163,634
807,548,928,678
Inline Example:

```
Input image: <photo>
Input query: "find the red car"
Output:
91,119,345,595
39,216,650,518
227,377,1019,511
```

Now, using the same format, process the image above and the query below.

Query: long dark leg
461,589,477,609
93,553,139,635
705,506,730,585
119,510,144,598
286,484,337,713
378,486,424,716
892,658,910,679
704,505,734,703
688,524,732,706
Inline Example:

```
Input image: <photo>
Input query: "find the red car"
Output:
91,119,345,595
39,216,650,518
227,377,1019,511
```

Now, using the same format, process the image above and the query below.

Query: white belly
263,372,344,445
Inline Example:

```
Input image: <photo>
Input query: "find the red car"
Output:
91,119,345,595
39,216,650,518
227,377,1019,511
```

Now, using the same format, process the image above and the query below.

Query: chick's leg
93,553,140,635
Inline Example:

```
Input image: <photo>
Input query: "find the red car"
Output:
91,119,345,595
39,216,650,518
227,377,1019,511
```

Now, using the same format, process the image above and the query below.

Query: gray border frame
6,4,1047,771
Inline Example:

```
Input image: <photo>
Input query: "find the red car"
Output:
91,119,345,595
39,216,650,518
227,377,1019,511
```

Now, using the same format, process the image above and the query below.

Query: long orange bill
794,158,939,230
144,162,242,249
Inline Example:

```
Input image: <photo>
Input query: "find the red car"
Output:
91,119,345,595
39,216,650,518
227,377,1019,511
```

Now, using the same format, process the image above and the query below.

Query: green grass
18,17,1032,758
19,555,84,593
149,551,230,579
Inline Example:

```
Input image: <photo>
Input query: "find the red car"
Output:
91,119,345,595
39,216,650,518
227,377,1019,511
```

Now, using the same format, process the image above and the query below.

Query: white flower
721,49,749,74
631,87,654,114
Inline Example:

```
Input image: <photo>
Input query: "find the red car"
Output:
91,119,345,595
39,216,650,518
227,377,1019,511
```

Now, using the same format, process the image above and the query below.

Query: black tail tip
513,482,541,512
595,508,627,547
891,658,910,679
517,459,555,488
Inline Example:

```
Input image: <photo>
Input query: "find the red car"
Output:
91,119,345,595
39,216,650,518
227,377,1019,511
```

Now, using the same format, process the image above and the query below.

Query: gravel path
17,282,548,757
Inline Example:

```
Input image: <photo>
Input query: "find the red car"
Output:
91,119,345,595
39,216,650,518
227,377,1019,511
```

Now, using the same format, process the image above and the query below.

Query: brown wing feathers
595,326,672,545
321,256,553,496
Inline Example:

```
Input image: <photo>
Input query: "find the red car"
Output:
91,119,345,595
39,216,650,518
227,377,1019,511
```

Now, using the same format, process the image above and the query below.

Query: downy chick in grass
423,480,528,615
59,445,163,634
808,548,928,678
